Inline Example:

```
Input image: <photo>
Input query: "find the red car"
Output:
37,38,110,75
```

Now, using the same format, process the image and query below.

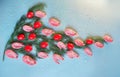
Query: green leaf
28,3,46,12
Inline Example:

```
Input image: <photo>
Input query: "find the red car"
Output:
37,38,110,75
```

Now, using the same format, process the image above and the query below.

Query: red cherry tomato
24,45,32,52
26,11,34,18
67,43,74,50
40,41,48,48
53,34,62,41
17,34,25,41
33,21,42,29
28,33,36,40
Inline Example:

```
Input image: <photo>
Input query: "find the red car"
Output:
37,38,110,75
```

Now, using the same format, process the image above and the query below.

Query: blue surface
0,0,120,77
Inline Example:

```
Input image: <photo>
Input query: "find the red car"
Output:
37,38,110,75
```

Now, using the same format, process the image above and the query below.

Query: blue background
0,0,120,77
